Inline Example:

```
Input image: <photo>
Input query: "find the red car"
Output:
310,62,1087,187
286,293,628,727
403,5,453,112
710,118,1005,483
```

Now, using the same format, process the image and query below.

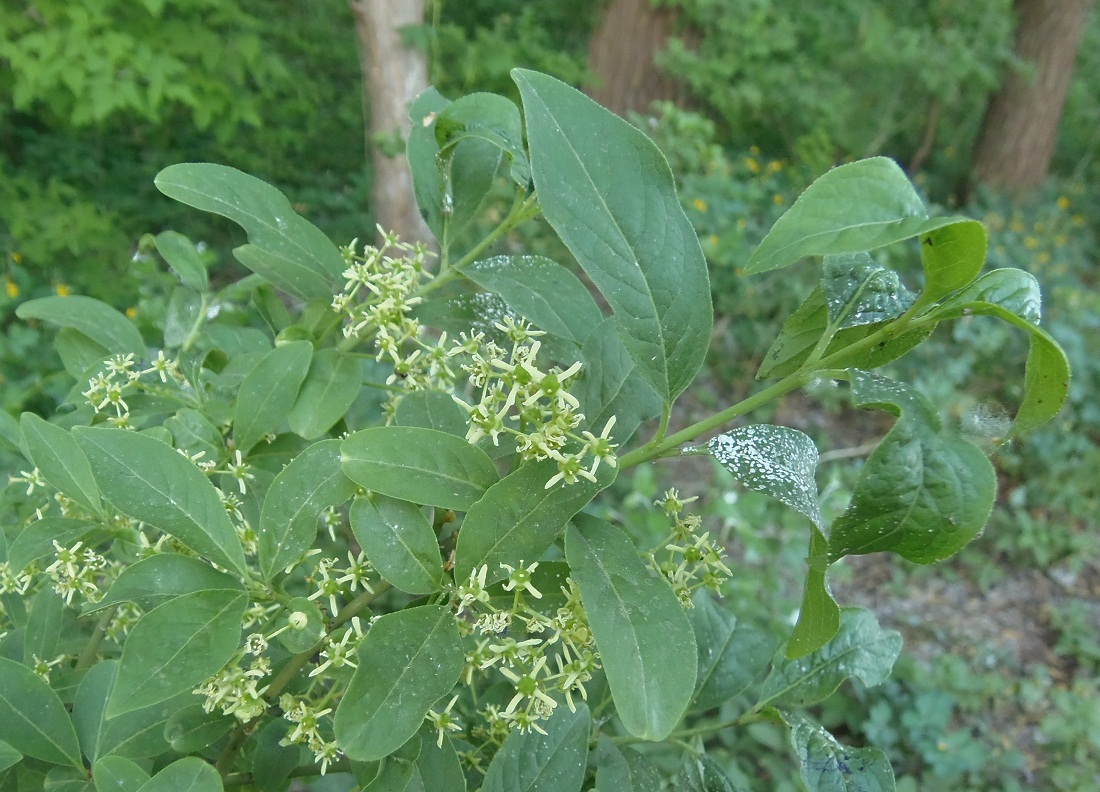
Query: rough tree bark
586,0,690,116
352,0,433,245
971,0,1095,192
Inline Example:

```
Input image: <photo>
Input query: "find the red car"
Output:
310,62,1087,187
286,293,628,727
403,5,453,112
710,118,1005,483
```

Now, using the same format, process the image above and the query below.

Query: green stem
215,724,251,777
444,190,540,278
179,293,210,353
74,607,116,672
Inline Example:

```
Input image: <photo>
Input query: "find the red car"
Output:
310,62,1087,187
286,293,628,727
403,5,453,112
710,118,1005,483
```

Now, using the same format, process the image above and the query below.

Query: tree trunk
586,0,690,116
971,0,1094,192
351,0,432,246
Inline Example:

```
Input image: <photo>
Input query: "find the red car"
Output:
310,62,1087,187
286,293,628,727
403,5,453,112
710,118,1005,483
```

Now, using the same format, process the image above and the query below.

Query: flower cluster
449,318,617,488
332,230,454,415
81,352,186,427
449,562,600,742
194,651,271,723
306,552,375,619
280,695,341,774
647,488,732,605
43,540,109,605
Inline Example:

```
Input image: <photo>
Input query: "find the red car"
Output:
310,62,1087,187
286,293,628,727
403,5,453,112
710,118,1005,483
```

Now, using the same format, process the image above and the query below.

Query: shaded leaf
107,590,247,716
436,92,530,185
16,296,144,357
73,427,247,575
514,68,712,404
258,439,357,579
334,605,464,762
394,391,469,437
287,348,362,439
135,756,223,792
565,515,695,740
6,518,96,574
746,158,964,274
92,756,150,792
756,609,901,708
233,340,313,454
350,494,444,595
0,740,19,774
690,593,778,711
788,527,841,659
481,704,589,792
676,754,743,792
593,737,661,792
705,425,822,527
576,318,662,447
164,705,234,753
455,460,614,585
23,587,63,669
85,554,243,615
784,712,896,792
20,413,102,517
0,657,82,768
155,164,344,301
153,230,208,292
913,219,986,309
341,426,499,511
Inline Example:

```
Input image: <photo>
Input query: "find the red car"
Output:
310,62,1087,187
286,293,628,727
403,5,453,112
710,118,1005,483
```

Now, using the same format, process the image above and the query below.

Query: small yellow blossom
1056,196,1070,210
1023,236,1039,249
1036,251,1050,265
10,252,22,263
125,307,137,318
772,193,784,205
692,197,708,212
744,157,760,174
4,278,17,299
767,159,783,173
54,283,72,297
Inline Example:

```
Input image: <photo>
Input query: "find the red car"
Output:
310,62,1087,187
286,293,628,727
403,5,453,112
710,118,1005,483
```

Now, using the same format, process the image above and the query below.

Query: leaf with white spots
822,253,915,329
783,712,897,792
704,425,822,527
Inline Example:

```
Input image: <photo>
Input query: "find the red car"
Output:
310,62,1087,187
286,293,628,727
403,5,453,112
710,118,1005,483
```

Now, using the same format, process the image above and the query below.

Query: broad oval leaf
341,426,498,511
233,340,313,454
913,219,986,309
350,493,444,595
6,517,97,573
934,267,1041,324
24,587,64,669
20,413,103,517
412,727,467,792
677,754,741,792
0,740,20,774
577,318,662,446
55,327,110,379
107,589,248,717
690,593,778,711
746,157,965,274
136,756,223,792
827,372,996,564
258,440,357,579
164,705,234,753
0,656,82,768
565,514,696,740
465,256,604,344
155,163,344,301
16,295,144,357
73,427,247,575
593,737,661,792
72,660,186,762
334,605,464,762
394,390,469,437
436,92,530,185
287,348,362,439
784,712,896,792
756,609,902,709
84,554,243,615
93,756,150,792
455,460,614,585
153,230,208,292
788,527,841,659
822,253,915,329
705,425,822,527
481,704,590,792
513,68,712,404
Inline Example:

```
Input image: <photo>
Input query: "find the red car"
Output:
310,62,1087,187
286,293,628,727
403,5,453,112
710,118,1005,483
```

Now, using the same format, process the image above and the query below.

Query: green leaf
350,494,444,595
784,712,896,792
55,328,109,381
5,518,96,573
455,460,614,585
676,754,742,792
565,515,696,740
249,719,302,792
16,296,144,357
72,660,185,761
930,273,1068,438
408,88,501,245
756,287,932,380
576,318,662,446
107,589,247,716
73,427,247,575
912,219,986,309
334,605,464,762
274,597,326,654
360,733,422,791
258,440,357,579
482,704,590,792
155,164,344,301
341,426,499,511
23,587,63,669
788,527,841,659
513,68,712,404
0,657,82,768
19,413,103,517
42,766,91,791
163,287,203,349
164,409,222,462
233,340,313,454
704,425,822,527
827,372,997,564
689,593,778,711
0,408,24,454
163,705,234,753
84,554,243,615
756,609,902,708
822,254,915,329
394,391,469,437
746,157,964,274
436,92,530,186
0,740,20,774
92,756,150,792
287,348,361,439
464,256,603,344
414,290,518,340
593,737,661,792
153,230,208,292
135,757,223,792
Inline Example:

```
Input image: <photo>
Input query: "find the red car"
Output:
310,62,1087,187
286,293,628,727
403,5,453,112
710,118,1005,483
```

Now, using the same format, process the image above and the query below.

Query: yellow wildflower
744,157,760,174
4,278,17,299
692,198,708,213
1056,196,1070,210
55,284,72,297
